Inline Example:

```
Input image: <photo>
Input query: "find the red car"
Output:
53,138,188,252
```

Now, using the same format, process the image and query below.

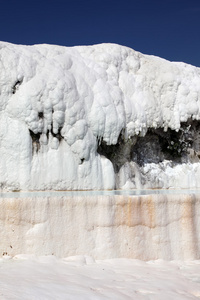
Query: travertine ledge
1,193,200,260
1,42,200,190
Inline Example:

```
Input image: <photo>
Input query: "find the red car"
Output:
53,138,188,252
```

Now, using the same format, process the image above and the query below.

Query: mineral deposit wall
1,193,200,260
1,42,200,190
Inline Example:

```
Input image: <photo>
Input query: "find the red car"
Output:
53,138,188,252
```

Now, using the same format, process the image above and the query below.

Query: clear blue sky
1,0,200,67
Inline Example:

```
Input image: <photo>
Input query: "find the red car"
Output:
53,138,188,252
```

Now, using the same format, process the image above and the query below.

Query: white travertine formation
1,193,200,260
1,42,200,190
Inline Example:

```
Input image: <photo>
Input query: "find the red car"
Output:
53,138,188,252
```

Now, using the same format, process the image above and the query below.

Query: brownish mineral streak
0,193,199,260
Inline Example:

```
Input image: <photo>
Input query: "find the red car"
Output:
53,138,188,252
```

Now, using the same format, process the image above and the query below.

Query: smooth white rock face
1,256,200,300
1,41,200,190
1,194,200,260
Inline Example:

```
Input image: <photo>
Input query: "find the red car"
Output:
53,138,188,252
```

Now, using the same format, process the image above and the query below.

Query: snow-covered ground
1,255,200,300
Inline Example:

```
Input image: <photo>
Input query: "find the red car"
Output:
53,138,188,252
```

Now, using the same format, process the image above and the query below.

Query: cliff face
1,193,200,260
1,42,200,190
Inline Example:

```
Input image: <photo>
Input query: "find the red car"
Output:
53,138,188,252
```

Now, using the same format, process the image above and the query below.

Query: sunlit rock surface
1,42,200,190
1,193,200,260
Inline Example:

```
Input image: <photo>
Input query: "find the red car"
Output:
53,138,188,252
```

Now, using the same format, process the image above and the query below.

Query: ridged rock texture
1,42,200,190
1,193,200,260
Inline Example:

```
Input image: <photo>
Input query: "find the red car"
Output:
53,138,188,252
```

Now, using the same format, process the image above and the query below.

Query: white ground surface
0,255,200,300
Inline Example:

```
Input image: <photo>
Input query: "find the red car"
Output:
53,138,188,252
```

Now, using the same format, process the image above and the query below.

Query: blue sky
0,0,200,67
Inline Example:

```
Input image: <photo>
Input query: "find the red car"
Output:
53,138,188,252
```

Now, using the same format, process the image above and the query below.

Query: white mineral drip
0,42,200,190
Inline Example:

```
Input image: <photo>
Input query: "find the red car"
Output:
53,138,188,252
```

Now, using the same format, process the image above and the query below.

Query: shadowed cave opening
97,120,200,171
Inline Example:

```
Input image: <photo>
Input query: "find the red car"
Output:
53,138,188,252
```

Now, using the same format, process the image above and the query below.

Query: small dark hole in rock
38,112,44,119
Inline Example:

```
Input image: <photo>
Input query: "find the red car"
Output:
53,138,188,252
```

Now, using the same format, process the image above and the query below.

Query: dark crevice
51,127,63,141
30,126,64,155
12,79,23,94
46,130,50,140
29,130,41,153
